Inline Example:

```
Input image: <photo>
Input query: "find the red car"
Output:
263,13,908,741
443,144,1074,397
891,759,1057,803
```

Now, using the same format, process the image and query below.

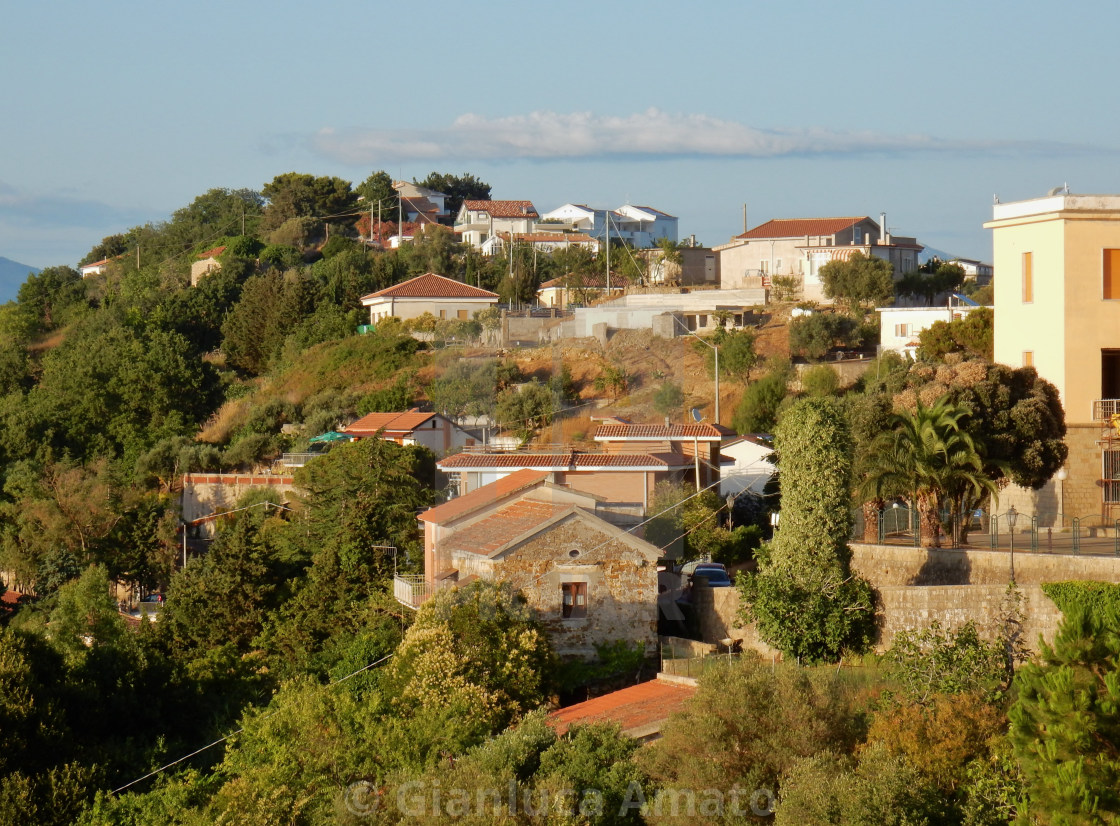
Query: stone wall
181,473,296,536
848,541,1120,586
690,542,1120,657
493,516,660,659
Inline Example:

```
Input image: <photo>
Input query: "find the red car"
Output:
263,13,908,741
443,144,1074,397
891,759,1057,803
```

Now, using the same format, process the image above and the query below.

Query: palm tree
861,396,998,547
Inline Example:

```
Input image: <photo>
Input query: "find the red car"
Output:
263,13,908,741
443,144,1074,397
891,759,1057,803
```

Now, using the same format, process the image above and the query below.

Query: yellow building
985,193,1120,523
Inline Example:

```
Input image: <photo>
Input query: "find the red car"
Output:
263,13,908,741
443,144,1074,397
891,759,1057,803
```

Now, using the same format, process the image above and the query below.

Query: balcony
1092,399,1120,421
393,574,457,609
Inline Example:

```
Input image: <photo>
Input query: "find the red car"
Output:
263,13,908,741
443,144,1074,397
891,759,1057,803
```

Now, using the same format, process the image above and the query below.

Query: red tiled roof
438,500,570,558
437,452,693,471
343,408,437,436
420,469,551,525
197,245,227,259
360,272,499,300
594,423,733,441
463,200,539,219
547,678,697,737
735,217,869,240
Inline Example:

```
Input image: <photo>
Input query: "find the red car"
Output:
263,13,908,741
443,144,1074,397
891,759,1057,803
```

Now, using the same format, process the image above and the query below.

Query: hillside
0,255,39,301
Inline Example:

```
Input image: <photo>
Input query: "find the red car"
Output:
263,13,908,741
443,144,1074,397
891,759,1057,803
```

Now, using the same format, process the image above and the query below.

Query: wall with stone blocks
690,542,1120,657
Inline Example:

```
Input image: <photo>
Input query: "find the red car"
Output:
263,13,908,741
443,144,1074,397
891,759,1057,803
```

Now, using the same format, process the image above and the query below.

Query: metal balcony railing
1093,399,1120,421
393,574,453,609
280,452,323,467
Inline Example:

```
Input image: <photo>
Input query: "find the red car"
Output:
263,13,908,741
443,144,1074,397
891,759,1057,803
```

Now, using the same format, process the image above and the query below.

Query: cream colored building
715,216,922,303
985,193,1120,523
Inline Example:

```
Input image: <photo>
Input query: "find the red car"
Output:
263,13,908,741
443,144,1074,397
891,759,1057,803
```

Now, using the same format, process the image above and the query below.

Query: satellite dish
690,407,702,423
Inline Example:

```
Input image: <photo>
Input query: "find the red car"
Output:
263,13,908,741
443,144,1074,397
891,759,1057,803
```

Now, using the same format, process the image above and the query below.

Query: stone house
190,245,226,287
395,469,661,657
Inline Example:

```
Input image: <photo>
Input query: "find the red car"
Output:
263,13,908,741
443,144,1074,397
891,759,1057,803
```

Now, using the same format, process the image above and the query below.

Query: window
775,258,783,273
760,260,769,274
1105,450,1120,503
457,309,468,320
439,309,447,319
561,582,587,619
1023,351,1034,367
894,323,911,338
1022,252,1033,303
698,314,708,328
853,227,863,244
1105,249,1120,299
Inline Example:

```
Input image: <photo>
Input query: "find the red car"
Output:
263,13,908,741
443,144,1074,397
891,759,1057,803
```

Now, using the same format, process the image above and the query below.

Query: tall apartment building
985,193,1120,522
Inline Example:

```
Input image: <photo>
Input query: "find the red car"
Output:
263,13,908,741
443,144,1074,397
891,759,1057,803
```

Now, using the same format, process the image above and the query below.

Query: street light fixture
1007,505,1019,582
671,314,720,423
770,511,780,533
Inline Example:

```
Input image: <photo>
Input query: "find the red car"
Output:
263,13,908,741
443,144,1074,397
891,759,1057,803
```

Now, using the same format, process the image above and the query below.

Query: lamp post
671,315,720,423
1007,505,1019,582
1055,465,1068,528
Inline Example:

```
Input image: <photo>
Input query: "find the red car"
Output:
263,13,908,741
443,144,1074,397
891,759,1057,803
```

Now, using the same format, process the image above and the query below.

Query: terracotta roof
594,423,733,441
360,272,499,301
463,200,539,219
81,257,110,269
197,245,227,259
437,452,693,471
420,469,551,525
342,408,438,436
735,217,869,240
438,500,571,558
547,677,697,737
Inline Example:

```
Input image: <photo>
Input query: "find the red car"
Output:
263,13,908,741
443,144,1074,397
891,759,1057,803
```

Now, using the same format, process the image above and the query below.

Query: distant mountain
0,257,39,303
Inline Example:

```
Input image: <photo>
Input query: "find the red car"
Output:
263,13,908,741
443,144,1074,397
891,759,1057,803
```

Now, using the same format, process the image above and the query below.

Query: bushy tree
415,171,491,217
788,312,858,361
260,172,356,234
652,380,684,417
739,398,875,662
1009,608,1120,823
731,360,792,434
918,307,994,362
819,250,895,312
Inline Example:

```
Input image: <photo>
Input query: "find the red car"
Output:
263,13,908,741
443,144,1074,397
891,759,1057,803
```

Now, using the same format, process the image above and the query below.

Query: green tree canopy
260,172,357,233
819,250,896,312
739,397,875,662
415,171,491,217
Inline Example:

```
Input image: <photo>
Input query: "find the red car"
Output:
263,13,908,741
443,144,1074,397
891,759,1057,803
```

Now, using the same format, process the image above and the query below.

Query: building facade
985,193,1120,522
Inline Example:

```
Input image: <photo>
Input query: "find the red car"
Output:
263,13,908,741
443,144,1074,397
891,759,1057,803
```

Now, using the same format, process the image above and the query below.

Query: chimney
880,212,889,245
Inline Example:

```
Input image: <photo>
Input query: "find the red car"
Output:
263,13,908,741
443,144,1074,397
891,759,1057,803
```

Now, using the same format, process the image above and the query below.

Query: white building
539,203,678,249
454,200,539,248
877,297,991,358
719,436,776,499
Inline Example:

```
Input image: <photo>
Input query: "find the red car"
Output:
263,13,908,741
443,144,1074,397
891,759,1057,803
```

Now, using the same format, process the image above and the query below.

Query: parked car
687,563,732,588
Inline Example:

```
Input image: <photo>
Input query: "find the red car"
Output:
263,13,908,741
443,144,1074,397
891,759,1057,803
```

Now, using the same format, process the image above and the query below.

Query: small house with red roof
190,245,227,287
396,468,662,657
715,215,923,302
359,272,499,324
455,199,539,248
341,407,474,456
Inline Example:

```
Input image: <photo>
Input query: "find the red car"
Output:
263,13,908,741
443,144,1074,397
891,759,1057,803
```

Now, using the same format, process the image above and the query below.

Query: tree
260,172,356,234
380,580,553,732
652,380,684,417
495,380,555,438
1009,608,1120,823
861,396,997,547
416,172,491,218
354,170,400,218
801,364,839,397
819,250,895,312
918,307,994,361
47,565,129,665
739,398,875,662
642,658,856,816
731,360,792,435
895,259,966,304
788,312,858,361
885,620,1008,704
710,327,757,383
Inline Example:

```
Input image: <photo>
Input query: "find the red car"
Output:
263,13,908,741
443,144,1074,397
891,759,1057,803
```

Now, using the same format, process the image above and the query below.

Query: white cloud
309,108,1050,165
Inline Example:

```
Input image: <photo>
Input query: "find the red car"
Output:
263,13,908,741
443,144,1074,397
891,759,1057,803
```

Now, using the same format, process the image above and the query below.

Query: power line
111,652,395,795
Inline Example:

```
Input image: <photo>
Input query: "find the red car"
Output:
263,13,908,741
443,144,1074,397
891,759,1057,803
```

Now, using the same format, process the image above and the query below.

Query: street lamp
1007,505,1019,582
671,314,720,423
770,511,780,534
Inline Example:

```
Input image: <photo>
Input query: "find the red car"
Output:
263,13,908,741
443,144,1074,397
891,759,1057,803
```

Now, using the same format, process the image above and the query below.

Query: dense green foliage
818,250,896,312
739,398,875,662
788,312,858,360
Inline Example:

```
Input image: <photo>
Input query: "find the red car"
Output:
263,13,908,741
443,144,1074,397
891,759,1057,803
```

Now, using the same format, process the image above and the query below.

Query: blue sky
4,0,1120,269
